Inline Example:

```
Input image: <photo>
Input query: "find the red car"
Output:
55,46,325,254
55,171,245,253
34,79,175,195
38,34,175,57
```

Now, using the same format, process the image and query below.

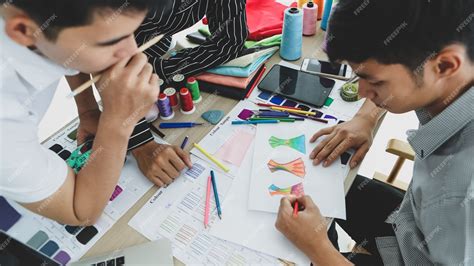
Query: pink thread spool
303,1,318,36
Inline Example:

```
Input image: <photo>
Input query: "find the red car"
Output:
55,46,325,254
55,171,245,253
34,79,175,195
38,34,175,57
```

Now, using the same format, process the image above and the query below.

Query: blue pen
180,136,189,149
232,120,279,125
159,122,204,129
210,170,222,219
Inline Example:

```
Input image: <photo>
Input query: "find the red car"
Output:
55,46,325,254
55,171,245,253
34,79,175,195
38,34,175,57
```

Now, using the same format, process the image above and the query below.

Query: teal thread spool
186,77,202,103
280,7,303,61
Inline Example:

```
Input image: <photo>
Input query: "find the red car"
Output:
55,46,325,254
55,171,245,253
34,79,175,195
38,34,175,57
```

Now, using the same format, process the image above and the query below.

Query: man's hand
276,196,352,265
77,109,101,145
132,142,192,187
276,196,329,251
310,115,376,168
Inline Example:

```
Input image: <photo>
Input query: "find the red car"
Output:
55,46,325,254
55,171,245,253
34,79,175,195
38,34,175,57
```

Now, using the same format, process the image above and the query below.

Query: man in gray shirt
275,0,474,265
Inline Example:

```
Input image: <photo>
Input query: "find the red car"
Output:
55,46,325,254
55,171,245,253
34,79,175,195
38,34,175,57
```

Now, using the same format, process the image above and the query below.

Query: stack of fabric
195,45,278,99
191,0,296,99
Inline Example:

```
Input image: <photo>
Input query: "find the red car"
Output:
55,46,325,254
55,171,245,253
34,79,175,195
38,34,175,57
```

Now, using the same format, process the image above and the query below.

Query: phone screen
306,59,347,76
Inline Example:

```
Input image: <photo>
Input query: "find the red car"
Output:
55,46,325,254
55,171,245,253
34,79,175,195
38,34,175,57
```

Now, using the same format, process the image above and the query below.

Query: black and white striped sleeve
154,0,249,80
126,118,154,150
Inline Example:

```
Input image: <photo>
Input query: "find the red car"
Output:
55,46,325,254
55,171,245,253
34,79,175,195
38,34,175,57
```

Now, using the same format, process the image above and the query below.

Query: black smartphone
257,65,335,107
186,31,207,44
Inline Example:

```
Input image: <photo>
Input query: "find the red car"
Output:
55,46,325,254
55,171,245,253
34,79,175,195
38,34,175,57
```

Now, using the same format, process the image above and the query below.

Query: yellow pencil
67,34,164,98
193,143,230,172
270,106,316,116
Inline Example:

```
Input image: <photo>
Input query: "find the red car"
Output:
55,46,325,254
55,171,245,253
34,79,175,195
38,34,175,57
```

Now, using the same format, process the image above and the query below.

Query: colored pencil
249,118,296,123
180,136,189,149
289,113,329,124
193,143,230,172
231,120,280,125
68,34,164,98
159,122,204,129
255,102,302,110
210,170,222,219
293,201,299,218
271,106,316,116
204,175,212,228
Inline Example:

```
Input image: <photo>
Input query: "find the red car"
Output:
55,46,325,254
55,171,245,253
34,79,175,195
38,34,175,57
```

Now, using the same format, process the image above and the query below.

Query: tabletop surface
81,25,382,264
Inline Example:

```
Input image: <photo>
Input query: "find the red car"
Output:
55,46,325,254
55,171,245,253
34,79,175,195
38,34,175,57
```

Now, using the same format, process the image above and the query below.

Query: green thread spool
341,82,360,102
186,77,202,103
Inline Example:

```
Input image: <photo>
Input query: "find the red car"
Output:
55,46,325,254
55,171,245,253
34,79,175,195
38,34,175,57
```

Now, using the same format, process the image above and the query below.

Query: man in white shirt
0,0,189,225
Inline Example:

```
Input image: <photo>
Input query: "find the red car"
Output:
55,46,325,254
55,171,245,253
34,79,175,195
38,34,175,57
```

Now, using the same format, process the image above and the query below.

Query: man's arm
22,54,160,225
147,0,248,80
66,74,154,149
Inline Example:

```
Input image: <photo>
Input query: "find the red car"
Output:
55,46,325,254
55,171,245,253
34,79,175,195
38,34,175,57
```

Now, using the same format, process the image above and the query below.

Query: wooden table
82,26,382,264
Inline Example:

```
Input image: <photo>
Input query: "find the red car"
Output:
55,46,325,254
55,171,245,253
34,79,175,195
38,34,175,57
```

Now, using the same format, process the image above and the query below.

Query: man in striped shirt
69,0,248,187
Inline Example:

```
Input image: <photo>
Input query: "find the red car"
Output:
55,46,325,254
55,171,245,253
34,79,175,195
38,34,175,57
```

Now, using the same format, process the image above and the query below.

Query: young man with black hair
69,0,249,187
276,0,474,264
0,0,194,226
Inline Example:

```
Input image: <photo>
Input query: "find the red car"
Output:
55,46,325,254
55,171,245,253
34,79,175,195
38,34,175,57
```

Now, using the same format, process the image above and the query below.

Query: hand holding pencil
275,195,329,254
68,34,164,98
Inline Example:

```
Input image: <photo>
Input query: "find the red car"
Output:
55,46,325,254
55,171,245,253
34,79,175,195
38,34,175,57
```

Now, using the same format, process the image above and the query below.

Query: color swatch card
1,118,158,264
129,155,281,265
248,120,349,219
191,100,257,177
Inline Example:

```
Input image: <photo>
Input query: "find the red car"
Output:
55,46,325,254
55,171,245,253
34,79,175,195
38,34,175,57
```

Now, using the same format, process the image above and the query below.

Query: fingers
321,138,351,167
349,142,370,168
138,63,153,81
168,151,186,172
297,195,317,211
174,147,193,168
161,163,180,180
153,167,174,185
125,53,148,77
310,126,334,143
311,131,344,166
278,197,294,216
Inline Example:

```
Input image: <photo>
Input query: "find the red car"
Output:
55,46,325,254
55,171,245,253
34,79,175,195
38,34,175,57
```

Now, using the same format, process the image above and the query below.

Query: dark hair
1,0,164,40
326,0,474,74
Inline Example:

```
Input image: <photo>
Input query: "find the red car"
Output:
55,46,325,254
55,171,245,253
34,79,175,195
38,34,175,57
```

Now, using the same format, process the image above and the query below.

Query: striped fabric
135,0,248,83
129,0,248,148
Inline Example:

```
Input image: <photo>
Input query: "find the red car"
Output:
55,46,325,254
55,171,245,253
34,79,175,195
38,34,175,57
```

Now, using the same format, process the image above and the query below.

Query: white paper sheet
248,120,348,219
210,143,312,265
129,155,282,265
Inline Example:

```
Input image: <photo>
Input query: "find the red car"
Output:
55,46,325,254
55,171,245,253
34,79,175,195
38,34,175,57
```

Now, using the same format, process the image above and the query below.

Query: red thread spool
179,88,195,114
164,87,179,108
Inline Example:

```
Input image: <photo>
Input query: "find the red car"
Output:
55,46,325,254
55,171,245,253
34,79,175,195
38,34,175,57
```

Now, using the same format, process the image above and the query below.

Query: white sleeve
0,114,68,203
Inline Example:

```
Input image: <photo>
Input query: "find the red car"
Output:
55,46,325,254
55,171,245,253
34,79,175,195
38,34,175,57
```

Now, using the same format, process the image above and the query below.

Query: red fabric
246,0,297,40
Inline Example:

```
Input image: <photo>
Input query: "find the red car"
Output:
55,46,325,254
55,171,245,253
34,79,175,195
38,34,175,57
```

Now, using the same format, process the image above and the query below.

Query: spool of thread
164,87,179,108
157,93,175,120
320,0,333,31
297,0,307,8
179,88,196,114
315,0,324,20
158,78,164,87
280,7,303,61
172,74,185,89
340,82,360,102
186,77,202,103
303,1,318,36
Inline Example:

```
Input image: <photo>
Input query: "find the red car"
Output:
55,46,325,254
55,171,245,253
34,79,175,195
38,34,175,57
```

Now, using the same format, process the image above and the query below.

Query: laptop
0,231,173,265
